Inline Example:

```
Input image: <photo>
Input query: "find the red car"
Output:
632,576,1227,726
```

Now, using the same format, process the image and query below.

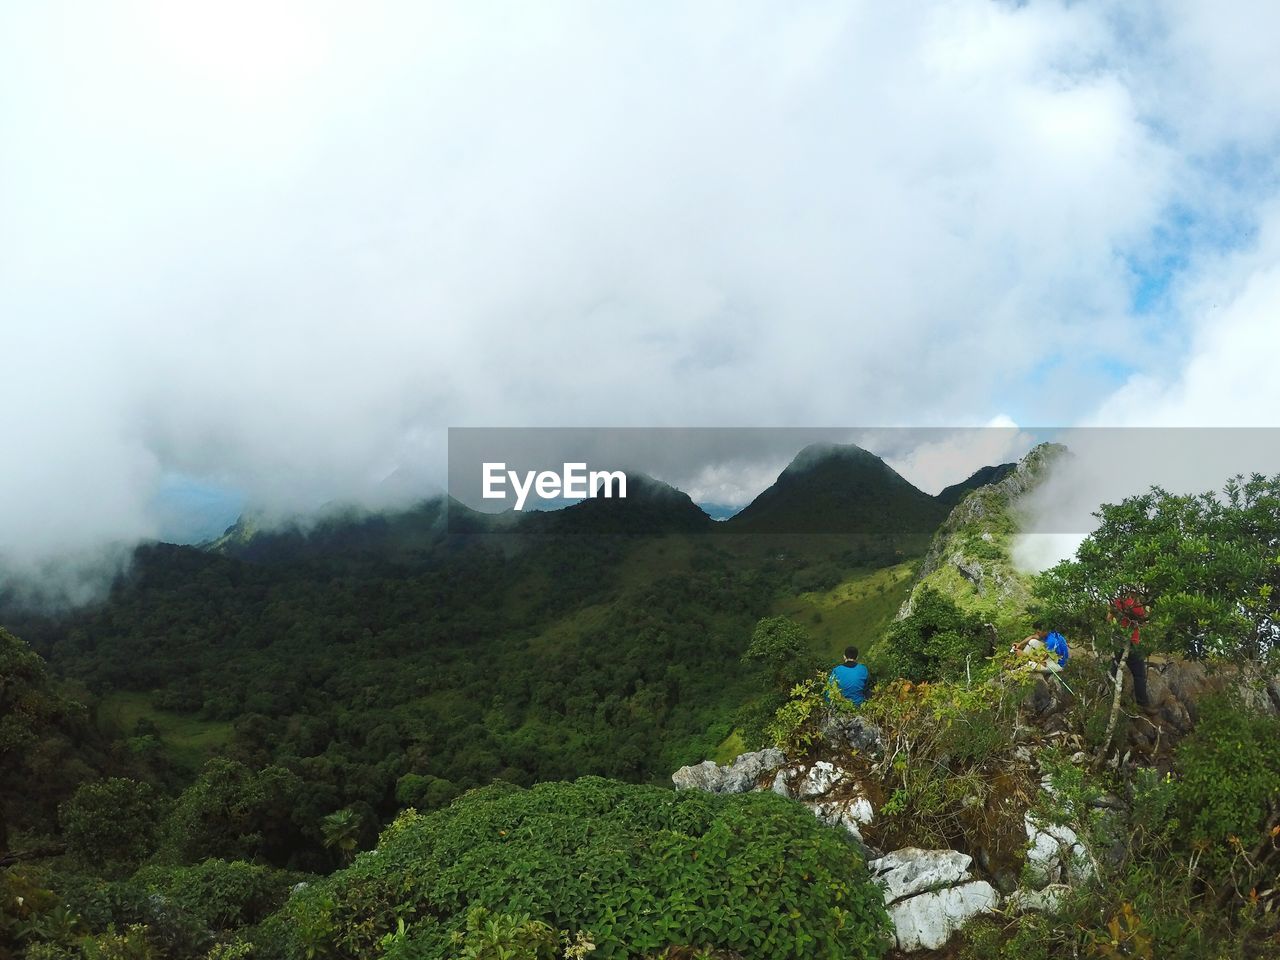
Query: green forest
3,451,1280,959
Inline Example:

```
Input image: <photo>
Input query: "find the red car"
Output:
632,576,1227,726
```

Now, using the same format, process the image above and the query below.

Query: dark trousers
1111,647,1150,708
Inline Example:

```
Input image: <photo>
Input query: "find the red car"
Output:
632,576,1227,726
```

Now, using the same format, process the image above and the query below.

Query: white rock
671,760,721,792
795,760,846,798
1039,818,1081,849
1007,884,1070,914
671,749,786,794
1024,826,1061,888
808,795,875,839
1024,813,1095,887
889,881,1000,952
870,848,973,904
720,748,786,793
1065,843,1096,884
771,769,790,798
845,795,875,825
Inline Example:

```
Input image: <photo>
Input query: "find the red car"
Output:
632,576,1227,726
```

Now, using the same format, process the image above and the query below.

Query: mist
6,1,1280,604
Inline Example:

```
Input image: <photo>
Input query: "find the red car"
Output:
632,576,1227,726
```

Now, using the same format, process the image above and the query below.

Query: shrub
764,677,831,755
1033,473,1280,661
1172,694,1280,898
60,779,165,874
877,588,993,683
742,617,820,692
56,875,209,958
259,777,890,959
131,860,308,932
860,676,1031,853
394,774,457,811
156,759,307,867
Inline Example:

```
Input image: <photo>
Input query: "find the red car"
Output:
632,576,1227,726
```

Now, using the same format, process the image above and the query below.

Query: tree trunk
1095,657,1125,770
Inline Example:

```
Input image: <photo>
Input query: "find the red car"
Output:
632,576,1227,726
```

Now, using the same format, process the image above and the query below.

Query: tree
877,587,991,682
742,617,819,692
1034,474,1280,660
60,777,164,872
158,759,307,866
395,773,457,811
0,628,95,856
320,807,364,864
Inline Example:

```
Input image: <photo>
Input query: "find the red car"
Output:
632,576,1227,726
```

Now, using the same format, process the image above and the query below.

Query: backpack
1044,631,1069,667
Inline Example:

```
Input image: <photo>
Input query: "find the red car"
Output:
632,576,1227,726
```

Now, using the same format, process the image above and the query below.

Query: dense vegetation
4,527,909,865
4,460,1280,958
263,778,890,959
1036,473,1280,661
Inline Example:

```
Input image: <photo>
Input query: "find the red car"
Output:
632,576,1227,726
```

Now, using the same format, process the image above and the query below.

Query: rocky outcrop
890,882,1001,952
1029,656,1280,765
871,848,974,904
1023,812,1094,888
774,759,847,798
671,748,786,794
675,753,1006,952
869,848,1002,952
769,759,876,840
820,713,884,755
1006,883,1070,914
809,796,876,839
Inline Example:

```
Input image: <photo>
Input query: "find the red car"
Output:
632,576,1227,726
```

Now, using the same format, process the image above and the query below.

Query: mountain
208,497,455,565
896,442,1067,625
523,472,714,535
725,443,950,536
936,462,1017,507
204,445,1027,566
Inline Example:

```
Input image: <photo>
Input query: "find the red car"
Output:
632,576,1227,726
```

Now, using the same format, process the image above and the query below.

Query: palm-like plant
320,807,363,864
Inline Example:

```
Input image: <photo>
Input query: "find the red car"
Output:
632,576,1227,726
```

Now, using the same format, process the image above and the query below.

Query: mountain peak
728,443,947,535
526,470,713,534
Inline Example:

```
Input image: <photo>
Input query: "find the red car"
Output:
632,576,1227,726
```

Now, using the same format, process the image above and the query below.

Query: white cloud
3,0,1280,590
881,418,1032,495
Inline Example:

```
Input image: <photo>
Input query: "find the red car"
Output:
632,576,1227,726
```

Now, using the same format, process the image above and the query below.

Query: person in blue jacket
827,646,869,705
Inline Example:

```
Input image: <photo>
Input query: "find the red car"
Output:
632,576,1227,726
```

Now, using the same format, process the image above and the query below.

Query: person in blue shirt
827,646,869,706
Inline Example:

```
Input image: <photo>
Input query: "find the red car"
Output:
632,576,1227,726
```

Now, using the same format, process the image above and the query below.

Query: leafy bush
1034,474,1280,661
155,759,308,867
380,905,579,960
860,676,1031,853
60,779,165,874
1172,694,1280,897
742,617,820,692
258,777,890,959
763,677,833,755
56,875,209,959
131,860,307,932
876,588,993,683
393,774,457,811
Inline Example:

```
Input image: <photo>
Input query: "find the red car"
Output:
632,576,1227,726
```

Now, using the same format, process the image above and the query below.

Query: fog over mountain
5,1,1280,598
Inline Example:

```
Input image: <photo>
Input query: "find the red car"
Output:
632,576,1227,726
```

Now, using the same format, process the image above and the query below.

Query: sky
4,0,1280,601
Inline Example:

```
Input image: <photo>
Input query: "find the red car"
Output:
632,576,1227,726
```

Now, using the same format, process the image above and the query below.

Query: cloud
879,417,1032,496
3,1,1280,595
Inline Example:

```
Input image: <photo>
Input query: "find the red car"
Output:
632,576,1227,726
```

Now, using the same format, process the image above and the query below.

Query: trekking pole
1050,670,1075,697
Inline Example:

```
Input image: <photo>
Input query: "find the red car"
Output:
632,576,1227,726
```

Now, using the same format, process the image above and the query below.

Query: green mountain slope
936,461,1017,506
896,442,1066,631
